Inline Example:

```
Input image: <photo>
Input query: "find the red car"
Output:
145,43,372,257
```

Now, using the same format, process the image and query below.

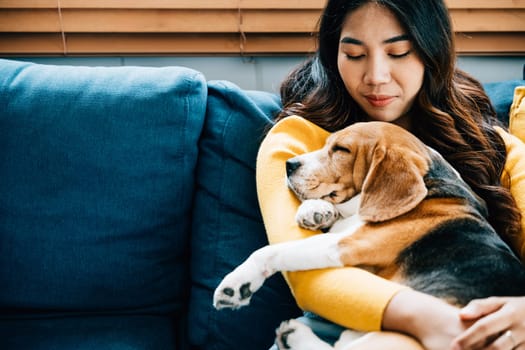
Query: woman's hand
382,289,468,350
451,297,525,350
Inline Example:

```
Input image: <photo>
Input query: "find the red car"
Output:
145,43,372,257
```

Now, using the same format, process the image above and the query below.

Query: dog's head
286,122,432,222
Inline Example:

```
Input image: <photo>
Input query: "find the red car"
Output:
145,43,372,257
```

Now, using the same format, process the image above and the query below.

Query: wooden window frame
1,0,524,56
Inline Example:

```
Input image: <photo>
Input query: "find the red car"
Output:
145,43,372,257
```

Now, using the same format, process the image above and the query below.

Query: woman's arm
384,289,468,350
496,127,525,258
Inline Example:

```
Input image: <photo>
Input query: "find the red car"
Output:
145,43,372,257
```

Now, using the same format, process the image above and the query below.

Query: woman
257,0,525,349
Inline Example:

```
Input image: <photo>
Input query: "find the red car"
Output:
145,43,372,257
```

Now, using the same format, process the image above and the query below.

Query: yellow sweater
256,112,525,331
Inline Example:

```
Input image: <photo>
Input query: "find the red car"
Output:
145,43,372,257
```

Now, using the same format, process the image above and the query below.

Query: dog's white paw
296,199,339,231
276,319,332,350
213,258,267,310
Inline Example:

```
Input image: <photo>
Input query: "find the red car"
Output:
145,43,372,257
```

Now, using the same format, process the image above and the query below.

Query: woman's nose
364,55,391,85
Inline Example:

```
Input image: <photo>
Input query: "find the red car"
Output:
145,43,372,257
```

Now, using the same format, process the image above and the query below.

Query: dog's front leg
213,233,348,310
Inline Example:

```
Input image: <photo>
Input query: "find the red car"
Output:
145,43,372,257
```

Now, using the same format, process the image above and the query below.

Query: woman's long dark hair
277,0,521,251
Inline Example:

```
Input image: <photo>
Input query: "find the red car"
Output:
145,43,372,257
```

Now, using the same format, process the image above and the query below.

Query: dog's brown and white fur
213,121,525,349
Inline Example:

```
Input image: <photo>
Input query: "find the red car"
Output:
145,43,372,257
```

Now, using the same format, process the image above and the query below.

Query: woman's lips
365,95,395,107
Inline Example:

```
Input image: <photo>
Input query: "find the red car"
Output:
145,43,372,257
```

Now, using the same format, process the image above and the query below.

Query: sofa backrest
0,59,207,315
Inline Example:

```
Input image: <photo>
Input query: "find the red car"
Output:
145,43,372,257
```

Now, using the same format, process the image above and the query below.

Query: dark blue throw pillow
189,81,301,350
0,60,206,317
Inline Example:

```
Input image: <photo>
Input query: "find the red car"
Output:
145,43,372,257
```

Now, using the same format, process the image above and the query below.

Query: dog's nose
286,159,301,177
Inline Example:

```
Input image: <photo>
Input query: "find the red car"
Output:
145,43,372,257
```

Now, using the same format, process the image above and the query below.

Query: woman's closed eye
344,50,412,60
345,54,365,60
388,50,412,58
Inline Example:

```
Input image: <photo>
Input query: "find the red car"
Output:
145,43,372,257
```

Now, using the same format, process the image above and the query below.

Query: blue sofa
0,58,523,350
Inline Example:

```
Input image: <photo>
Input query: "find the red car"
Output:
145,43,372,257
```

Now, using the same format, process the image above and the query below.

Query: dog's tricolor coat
213,121,525,349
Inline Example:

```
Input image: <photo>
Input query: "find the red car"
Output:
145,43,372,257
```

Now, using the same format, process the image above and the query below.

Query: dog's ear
359,146,428,222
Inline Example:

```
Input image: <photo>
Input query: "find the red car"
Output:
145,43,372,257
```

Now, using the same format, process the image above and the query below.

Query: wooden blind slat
445,0,525,9
1,33,522,55
0,0,327,9
1,9,523,33
451,10,525,32
0,9,320,33
2,0,525,9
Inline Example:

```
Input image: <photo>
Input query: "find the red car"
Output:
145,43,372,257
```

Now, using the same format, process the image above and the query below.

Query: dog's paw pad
296,199,338,231
276,320,298,349
314,211,336,224
222,287,235,297
213,282,254,310
276,319,326,350
213,257,269,311
239,283,253,299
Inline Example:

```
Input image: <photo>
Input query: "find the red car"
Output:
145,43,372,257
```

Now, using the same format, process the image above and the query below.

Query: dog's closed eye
331,145,350,153
327,191,338,199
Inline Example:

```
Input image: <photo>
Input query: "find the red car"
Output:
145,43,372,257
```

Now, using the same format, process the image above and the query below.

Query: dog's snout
286,159,301,177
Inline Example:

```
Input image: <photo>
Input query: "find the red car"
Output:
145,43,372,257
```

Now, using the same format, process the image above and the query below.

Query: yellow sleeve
256,115,406,331
509,86,525,142
500,85,525,260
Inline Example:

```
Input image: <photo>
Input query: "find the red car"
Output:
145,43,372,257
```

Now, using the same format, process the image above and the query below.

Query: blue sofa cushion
0,60,206,316
189,81,301,350
0,316,178,350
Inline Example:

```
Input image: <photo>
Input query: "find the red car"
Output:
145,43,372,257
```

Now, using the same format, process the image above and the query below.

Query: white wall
5,55,524,93
456,56,524,84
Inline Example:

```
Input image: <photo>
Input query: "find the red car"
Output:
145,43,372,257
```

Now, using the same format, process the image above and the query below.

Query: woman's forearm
287,267,405,331
382,289,467,350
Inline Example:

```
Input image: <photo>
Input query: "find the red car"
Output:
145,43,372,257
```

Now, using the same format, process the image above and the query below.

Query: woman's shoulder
496,126,525,159
260,115,331,154
270,115,330,137
499,86,525,156
493,127,525,182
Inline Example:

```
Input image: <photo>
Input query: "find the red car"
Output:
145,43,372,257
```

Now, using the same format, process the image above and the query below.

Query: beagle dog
213,121,525,349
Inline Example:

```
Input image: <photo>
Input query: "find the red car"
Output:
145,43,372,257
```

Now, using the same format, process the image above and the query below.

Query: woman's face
337,3,425,129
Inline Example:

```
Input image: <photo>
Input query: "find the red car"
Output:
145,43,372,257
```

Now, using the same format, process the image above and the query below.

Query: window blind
0,0,523,56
